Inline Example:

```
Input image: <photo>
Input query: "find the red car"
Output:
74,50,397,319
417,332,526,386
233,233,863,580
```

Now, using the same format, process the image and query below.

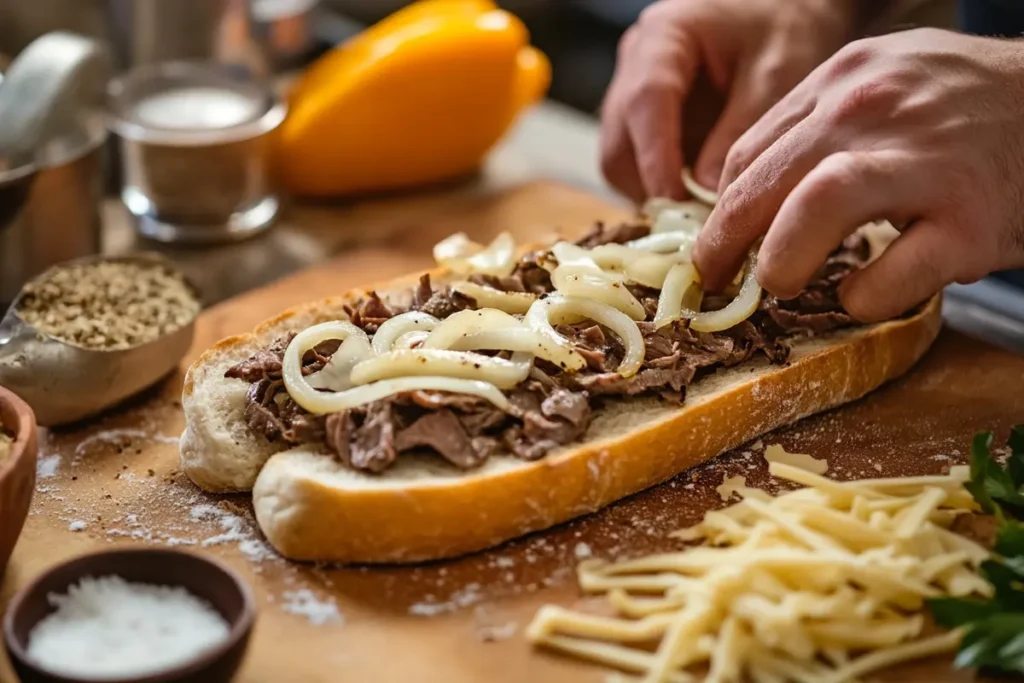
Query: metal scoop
0,253,200,427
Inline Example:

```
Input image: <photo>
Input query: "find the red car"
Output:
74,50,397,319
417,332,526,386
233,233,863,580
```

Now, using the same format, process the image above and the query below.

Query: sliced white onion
283,322,369,410
625,231,696,255
371,311,439,355
550,241,620,277
527,295,645,377
393,330,430,349
587,243,694,289
423,308,522,351
690,253,762,333
433,231,516,276
350,348,531,389
682,167,720,206
449,327,585,370
552,265,647,320
306,334,375,391
654,262,703,329
451,281,537,314
290,376,511,415
652,207,709,237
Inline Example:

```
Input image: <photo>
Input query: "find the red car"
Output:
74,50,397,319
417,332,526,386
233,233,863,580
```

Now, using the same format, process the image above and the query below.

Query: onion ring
551,265,647,320
423,308,522,350
451,281,537,314
527,295,645,377
371,311,439,355
682,167,720,206
433,231,516,276
351,348,532,389
653,263,703,329
690,253,761,333
306,334,375,391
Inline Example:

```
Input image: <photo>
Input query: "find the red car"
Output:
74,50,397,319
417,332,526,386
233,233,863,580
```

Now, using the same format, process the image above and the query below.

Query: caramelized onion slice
625,231,696,255
423,308,522,350
682,167,720,206
351,348,531,389
690,253,761,333
433,231,516,276
527,295,645,377
451,281,537,314
306,334,375,391
449,328,579,369
551,265,647,321
293,376,510,415
653,263,703,329
371,311,439,355
393,330,430,349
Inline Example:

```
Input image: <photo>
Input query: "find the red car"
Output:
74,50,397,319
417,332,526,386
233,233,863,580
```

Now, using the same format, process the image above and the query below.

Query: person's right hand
600,0,862,203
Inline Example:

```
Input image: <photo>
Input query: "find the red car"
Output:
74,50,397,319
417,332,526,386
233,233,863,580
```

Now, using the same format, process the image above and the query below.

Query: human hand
599,0,859,202
694,28,1024,322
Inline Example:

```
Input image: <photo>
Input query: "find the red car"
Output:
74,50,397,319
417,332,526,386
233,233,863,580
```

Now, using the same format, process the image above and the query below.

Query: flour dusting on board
282,589,343,626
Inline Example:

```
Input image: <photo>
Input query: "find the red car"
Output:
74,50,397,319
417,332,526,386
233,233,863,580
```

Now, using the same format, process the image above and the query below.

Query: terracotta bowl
3,548,256,683
0,385,37,578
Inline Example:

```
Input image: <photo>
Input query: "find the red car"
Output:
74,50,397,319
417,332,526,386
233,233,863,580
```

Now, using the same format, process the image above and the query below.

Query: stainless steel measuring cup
0,32,110,307
0,253,200,427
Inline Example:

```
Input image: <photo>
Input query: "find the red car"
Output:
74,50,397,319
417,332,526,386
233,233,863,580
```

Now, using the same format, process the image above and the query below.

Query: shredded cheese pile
527,459,989,683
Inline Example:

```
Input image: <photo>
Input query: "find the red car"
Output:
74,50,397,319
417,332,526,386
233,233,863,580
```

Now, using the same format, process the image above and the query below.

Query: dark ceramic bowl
0,385,37,578
2,548,256,683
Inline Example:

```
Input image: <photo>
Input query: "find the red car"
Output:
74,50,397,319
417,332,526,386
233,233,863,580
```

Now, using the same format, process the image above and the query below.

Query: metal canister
0,118,107,307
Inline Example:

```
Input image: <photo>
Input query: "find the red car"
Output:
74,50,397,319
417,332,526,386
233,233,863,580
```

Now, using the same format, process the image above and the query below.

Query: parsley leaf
928,425,1024,676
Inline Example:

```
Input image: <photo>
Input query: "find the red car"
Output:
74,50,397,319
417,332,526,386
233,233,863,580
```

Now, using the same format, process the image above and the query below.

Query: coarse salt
27,575,230,679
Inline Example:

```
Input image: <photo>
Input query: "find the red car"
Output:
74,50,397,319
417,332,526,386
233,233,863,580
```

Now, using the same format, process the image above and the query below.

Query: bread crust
181,260,942,564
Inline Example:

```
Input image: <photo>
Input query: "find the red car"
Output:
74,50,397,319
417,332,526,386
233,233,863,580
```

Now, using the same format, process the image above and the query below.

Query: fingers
693,112,830,291
756,151,923,299
717,70,818,193
839,220,955,322
694,58,795,190
599,14,700,202
626,32,699,199
600,28,646,203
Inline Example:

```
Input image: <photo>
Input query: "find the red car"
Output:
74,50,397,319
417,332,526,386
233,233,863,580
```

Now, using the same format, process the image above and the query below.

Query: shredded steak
225,224,873,473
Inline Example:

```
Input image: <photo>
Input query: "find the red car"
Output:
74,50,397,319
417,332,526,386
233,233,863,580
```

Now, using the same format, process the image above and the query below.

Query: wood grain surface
2,181,1021,683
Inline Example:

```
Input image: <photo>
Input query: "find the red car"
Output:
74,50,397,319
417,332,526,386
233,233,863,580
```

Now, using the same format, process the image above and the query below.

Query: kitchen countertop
100,98,1024,354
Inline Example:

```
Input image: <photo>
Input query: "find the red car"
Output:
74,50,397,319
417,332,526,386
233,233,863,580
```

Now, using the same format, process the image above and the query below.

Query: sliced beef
412,274,477,318
334,402,399,473
570,367,694,396
469,273,527,293
346,292,395,333
395,410,487,469
575,221,649,248
511,250,553,294
764,299,853,336
225,335,293,382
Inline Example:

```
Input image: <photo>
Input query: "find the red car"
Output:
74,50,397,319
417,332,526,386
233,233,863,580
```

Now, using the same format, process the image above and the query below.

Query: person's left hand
693,28,1024,322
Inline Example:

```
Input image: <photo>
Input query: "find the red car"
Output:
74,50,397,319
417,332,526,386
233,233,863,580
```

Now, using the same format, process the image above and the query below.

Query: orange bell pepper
276,0,551,197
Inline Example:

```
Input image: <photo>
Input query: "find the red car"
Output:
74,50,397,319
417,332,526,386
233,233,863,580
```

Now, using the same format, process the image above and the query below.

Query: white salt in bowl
2,547,256,683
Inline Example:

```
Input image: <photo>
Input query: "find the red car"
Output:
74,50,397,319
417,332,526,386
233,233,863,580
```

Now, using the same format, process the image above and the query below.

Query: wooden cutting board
3,181,1023,683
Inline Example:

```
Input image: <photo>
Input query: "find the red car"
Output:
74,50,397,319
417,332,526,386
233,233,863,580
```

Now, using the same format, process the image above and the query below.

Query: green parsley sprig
927,425,1024,675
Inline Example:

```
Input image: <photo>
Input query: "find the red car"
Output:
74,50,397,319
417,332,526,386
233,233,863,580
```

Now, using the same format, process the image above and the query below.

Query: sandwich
179,186,941,564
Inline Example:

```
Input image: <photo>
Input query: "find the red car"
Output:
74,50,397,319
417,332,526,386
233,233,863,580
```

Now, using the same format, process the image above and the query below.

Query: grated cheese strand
527,447,987,682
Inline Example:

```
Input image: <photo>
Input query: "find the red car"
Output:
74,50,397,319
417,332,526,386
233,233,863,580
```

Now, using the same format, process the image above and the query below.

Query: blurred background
0,0,956,116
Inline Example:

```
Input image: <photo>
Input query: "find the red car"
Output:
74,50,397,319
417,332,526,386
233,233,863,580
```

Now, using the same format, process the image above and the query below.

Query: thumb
694,64,777,191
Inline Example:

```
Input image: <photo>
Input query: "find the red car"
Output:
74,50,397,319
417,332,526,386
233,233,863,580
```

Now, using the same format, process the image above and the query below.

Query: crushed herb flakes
17,261,199,350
